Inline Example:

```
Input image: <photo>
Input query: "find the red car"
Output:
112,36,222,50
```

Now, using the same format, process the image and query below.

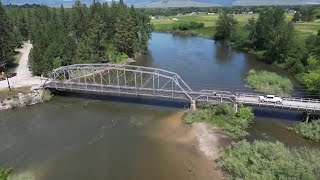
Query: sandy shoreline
147,111,231,179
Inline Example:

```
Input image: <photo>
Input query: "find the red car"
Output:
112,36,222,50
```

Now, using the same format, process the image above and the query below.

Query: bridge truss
43,64,236,107
43,64,320,112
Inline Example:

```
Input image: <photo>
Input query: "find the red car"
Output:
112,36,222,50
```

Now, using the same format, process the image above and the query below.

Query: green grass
152,14,320,40
245,69,293,96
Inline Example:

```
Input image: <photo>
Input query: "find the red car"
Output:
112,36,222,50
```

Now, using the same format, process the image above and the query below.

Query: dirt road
0,43,42,90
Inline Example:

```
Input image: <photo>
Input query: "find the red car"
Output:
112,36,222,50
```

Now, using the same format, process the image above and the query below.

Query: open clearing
152,14,320,39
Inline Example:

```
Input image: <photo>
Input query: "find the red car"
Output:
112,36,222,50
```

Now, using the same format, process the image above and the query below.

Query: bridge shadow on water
54,91,189,110
253,107,304,122
53,91,317,122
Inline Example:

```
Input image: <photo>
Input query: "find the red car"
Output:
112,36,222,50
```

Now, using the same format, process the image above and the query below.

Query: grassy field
152,14,320,39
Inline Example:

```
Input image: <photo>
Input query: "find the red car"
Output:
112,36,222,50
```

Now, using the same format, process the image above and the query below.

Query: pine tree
0,2,15,66
113,7,138,57
18,15,29,40
71,0,89,40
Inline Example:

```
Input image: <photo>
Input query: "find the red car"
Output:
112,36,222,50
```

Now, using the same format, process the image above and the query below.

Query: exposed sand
0,43,42,90
146,111,231,179
191,122,231,160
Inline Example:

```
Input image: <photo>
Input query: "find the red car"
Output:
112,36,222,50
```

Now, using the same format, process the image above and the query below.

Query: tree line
144,5,320,17
1,0,153,76
215,8,320,94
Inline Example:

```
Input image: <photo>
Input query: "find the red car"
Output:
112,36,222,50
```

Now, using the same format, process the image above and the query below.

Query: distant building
287,9,297,14
172,18,179,21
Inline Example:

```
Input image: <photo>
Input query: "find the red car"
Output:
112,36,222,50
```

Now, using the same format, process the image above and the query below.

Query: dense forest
214,8,320,93
1,0,152,76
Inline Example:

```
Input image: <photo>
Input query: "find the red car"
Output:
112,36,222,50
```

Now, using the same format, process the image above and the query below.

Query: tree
0,1,16,66
17,14,29,40
113,7,138,57
245,17,256,43
292,12,301,22
214,12,238,41
253,8,294,63
71,0,88,40
301,70,320,93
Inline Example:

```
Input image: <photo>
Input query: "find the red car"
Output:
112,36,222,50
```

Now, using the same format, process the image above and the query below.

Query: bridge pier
190,100,196,112
233,104,238,113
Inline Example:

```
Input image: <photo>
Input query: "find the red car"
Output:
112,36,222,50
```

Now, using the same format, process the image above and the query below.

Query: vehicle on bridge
259,95,283,104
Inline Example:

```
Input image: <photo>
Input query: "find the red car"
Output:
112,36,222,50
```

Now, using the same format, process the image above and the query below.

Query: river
0,32,319,179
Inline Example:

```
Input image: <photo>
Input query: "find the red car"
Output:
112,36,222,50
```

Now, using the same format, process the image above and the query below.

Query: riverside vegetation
183,103,254,138
245,69,293,96
289,120,320,141
218,140,320,180
0,168,34,180
152,7,320,95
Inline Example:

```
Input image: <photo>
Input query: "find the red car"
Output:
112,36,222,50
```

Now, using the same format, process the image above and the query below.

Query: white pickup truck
258,95,283,104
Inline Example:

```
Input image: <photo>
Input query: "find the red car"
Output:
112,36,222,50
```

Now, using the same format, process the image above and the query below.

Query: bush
9,100,18,109
218,140,320,180
41,90,53,102
183,103,254,138
172,21,204,31
0,168,12,180
289,119,320,141
218,141,320,180
24,95,33,106
245,69,293,96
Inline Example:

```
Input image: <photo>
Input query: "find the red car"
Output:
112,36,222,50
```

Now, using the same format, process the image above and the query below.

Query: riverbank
0,88,44,111
147,110,229,179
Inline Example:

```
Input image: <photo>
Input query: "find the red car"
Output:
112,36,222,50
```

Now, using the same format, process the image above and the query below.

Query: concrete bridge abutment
190,100,196,112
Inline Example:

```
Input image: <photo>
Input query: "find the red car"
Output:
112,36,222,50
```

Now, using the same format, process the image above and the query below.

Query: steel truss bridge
43,63,320,112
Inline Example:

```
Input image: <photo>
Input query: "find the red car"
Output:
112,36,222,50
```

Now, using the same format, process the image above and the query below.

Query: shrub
172,21,204,31
289,119,320,141
183,103,254,138
245,69,293,96
218,140,320,180
41,90,53,102
106,45,129,63
24,95,33,106
9,100,19,109
0,168,12,180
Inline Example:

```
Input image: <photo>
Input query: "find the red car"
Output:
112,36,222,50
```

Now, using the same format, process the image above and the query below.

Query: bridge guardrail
236,93,320,103
237,99,320,112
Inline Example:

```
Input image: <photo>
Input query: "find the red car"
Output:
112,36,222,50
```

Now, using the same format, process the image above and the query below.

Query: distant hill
233,0,320,5
2,0,320,7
